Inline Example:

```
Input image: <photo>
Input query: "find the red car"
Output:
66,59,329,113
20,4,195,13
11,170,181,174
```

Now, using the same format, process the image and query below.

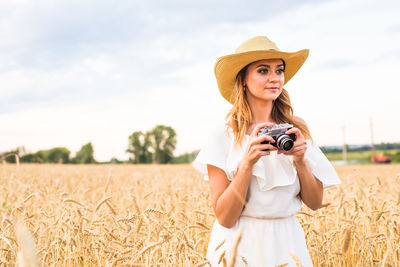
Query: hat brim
214,49,309,104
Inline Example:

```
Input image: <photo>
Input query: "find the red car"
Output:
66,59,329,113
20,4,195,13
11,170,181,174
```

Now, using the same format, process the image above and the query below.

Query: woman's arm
207,122,277,228
283,117,323,210
207,161,253,228
294,159,323,210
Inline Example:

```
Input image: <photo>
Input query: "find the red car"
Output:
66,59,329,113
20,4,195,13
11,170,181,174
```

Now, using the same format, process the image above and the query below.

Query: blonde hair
225,64,312,147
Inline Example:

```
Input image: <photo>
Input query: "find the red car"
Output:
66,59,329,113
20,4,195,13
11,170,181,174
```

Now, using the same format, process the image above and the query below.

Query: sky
1,0,399,161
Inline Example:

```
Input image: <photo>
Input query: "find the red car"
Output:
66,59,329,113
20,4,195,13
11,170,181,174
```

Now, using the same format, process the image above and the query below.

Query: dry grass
0,163,399,266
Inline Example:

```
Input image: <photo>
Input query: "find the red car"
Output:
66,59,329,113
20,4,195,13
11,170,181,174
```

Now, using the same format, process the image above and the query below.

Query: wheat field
0,163,399,266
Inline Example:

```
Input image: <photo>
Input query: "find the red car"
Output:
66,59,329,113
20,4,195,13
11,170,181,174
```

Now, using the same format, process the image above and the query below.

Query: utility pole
342,123,347,162
370,117,376,162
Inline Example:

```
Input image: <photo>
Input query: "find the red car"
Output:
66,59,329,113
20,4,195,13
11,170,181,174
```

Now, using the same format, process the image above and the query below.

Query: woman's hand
279,127,307,163
243,122,278,166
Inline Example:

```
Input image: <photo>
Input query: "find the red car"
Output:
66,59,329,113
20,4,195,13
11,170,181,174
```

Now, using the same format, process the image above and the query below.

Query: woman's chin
261,95,279,101
248,94,279,103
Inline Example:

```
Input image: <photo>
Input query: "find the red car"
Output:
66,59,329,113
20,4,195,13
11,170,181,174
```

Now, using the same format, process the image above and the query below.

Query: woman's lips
266,87,278,90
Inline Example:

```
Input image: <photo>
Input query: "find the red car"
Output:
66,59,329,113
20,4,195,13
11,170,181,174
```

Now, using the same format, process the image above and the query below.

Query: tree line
0,125,199,164
320,142,400,153
0,142,96,164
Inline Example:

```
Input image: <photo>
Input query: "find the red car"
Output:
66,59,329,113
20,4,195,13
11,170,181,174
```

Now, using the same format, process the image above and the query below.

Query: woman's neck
248,100,274,124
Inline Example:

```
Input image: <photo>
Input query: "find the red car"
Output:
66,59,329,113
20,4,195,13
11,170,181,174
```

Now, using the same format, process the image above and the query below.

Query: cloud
0,0,328,70
385,24,400,34
0,0,331,110
312,59,356,70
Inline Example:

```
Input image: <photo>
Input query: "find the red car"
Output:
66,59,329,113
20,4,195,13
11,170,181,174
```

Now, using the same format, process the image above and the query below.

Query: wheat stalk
228,227,242,267
95,196,113,212
15,221,39,267
218,250,226,264
63,199,84,206
290,252,303,267
342,228,352,253
214,239,225,251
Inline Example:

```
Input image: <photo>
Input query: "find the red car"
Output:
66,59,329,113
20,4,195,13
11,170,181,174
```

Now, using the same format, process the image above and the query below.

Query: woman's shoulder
291,115,313,140
293,116,307,125
208,124,233,142
194,124,233,169
199,124,233,154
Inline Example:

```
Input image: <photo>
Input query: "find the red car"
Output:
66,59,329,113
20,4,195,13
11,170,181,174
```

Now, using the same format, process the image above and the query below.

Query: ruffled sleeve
192,126,231,180
192,128,341,190
304,139,341,189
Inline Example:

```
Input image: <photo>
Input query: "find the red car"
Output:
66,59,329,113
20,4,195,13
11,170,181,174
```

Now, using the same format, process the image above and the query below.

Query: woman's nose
268,71,280,82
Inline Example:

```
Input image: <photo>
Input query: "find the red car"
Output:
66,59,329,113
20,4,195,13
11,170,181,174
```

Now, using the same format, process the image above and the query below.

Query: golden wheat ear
15,221,39,267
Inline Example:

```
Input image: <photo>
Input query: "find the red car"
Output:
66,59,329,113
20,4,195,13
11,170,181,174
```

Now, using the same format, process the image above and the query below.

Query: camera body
257,123,296,151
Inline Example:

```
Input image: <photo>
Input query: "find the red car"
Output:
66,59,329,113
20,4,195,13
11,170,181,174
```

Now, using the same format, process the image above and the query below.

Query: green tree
45,147,70,163
71,142,96,164
172,150,199,164
126,131,152,163
20,153,43,163
2,146,70,163
0,147,26,163
392,151,400,163
148,125,177,164
109,157,123,164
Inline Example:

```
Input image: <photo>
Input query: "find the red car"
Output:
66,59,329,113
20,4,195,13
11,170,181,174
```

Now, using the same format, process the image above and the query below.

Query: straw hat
214,36,309,104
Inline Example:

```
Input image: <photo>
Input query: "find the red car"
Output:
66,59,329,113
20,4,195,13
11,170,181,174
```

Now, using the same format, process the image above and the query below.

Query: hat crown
235,36,280,54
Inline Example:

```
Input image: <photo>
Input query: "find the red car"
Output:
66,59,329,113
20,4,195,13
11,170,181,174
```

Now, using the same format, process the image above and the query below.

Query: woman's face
244,58,285,102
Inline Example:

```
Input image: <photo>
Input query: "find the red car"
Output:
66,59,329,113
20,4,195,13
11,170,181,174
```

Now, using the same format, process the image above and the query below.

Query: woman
192,36,341,266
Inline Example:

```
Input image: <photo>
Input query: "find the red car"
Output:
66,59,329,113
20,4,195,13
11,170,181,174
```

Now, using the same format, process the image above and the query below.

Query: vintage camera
257,123,296,151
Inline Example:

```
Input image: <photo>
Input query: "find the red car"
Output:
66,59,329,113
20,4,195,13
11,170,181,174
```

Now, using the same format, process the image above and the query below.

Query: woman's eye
258,69,268,74
277,69,285,74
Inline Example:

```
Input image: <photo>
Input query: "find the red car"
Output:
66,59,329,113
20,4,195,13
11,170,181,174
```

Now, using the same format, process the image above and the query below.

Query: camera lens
276,135,294,151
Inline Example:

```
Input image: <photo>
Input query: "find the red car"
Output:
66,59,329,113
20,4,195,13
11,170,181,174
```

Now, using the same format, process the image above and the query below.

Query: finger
254,143,278,151
285,127,304,140
259,150,270,157
289,142,307,151
281,145,306,155
250,122,275,138
249,143,277,155
252,135,275,145
290,147,306,154
249,149,271,160
284,127,299,135
293,140,307,148
291,140,306,152
248,135,274,149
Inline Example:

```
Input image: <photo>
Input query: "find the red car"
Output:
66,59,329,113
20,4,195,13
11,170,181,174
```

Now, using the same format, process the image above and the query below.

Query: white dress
192,125,341,267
